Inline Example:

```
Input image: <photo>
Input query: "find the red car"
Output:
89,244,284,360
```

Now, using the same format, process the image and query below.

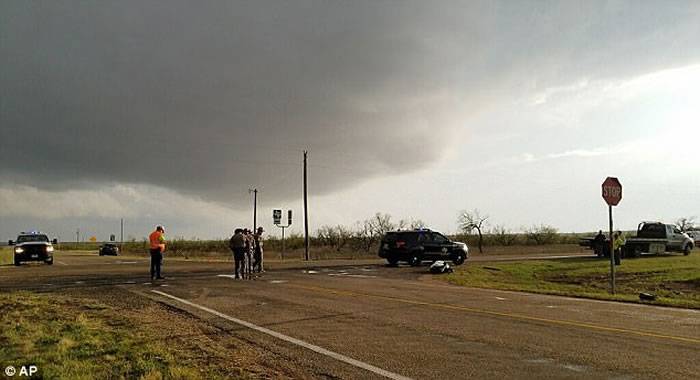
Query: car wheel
452,254,465,265
45,259,54,265
14,257,21,266
683,244,692,256
408,254,421,267
387,257,399,266
631,246,642,258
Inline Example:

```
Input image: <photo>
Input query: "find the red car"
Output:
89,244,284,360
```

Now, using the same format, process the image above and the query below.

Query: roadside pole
608,205,615,294
303,150,309,261
602,177,622,295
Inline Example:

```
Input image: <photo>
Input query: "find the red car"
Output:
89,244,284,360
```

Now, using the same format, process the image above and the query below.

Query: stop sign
602,177,622,206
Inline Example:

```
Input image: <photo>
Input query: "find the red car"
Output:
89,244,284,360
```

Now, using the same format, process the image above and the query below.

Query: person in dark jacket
593,230,606,257
228,228,246,279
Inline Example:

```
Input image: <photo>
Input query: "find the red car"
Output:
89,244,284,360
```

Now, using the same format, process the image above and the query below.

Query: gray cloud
2,1,699,208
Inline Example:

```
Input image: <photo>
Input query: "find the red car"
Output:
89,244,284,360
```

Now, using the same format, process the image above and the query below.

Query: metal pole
120,218,124,248
253,189,258,232
77,228,80,244
609,205,615,294
282,226,286,260
303,150,309,261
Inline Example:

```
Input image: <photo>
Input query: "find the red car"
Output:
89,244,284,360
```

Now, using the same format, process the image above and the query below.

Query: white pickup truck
624,222,694,258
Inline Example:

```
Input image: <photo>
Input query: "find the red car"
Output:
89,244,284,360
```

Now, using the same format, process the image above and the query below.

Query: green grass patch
0,247,13,265
444,253,700,309
0,292,232,379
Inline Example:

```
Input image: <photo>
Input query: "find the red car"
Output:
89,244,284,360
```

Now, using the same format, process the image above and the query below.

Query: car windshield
17,235,49,243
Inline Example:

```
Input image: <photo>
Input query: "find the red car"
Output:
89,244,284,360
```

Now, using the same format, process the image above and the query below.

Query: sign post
602,177,622,294
273,209,292,259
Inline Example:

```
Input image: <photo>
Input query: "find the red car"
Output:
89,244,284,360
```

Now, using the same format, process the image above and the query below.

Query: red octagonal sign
602,177,622,206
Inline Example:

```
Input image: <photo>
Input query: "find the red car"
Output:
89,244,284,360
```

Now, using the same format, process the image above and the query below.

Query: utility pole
76,228,80,244
303,150,309,261
249,188,258,231
120,218,124,249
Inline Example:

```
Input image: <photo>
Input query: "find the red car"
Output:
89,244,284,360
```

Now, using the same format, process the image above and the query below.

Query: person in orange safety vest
149,226,166,280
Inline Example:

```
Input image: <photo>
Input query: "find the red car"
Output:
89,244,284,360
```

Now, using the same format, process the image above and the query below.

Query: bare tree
491,224,518,246
353,213,396,252
525,224,559,245
397,218,426,230
354,220,376,252
675,217,696,232
369,212,395,237
458,209,488,253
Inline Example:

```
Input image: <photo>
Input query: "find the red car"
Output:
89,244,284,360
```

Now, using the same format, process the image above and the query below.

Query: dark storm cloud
2,1,699,206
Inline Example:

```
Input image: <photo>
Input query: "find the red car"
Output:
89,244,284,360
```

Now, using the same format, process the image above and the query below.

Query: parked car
378,228,468,266
98,243,120,256
624,222,694,257
9,231,57,266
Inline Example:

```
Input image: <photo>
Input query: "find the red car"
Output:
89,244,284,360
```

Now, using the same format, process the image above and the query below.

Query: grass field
0,247,13,265
0,292,236,380
444,252,700,309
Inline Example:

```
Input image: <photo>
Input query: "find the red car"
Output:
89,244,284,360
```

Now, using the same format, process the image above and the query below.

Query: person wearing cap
253,226,265,273
148,225,166,280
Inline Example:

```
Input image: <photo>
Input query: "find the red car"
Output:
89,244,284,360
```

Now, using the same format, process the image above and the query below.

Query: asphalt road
2,251,698,379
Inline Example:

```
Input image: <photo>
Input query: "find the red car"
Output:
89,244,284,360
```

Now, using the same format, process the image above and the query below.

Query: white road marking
152,290,413,380
217,274,237,279
270,280,288,284
328,273,377,278
160,284,169,287
115,261,138,264
302,270,319,274
495,297,507,301
56,261,69,266
75,281,85,284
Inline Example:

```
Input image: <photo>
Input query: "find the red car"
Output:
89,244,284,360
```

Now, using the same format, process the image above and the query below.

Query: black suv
9,232,57,266
378,229,469,266
98,243,120,256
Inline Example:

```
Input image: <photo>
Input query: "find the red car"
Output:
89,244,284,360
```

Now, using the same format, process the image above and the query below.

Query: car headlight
14,247,24,254
46,246,54,252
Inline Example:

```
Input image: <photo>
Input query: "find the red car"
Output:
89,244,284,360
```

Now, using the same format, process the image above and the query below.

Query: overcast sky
1,1,699,242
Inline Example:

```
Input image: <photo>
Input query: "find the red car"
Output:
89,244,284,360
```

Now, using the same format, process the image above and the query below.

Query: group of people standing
147,225,265,281
228,227,265,279
593,229,626,265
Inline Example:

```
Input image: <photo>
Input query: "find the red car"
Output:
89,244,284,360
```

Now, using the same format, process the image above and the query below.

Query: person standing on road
613,231,625,266
593,230,606,257
149,226,166,280
253,227,264,273
229,228,246,279
244,229,254,278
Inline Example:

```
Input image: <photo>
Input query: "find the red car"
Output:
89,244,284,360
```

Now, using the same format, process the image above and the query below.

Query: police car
8,231,57,266
378,228,469,266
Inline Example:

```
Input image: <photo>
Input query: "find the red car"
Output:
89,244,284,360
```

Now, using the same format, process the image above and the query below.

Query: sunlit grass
444,252,700,308
0,292,235,379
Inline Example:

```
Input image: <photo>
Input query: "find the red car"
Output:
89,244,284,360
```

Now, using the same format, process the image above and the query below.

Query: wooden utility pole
303,150,309,261
249,188,258,231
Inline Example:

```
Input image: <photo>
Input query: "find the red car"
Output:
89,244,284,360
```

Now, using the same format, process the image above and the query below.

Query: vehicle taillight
396,241,406,248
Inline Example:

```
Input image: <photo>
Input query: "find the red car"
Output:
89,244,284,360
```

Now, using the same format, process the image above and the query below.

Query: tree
525,224,559,245
397,218,427,230
354,213,396,252
491,224,518,246
458,209,488,253
675,217,696,232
